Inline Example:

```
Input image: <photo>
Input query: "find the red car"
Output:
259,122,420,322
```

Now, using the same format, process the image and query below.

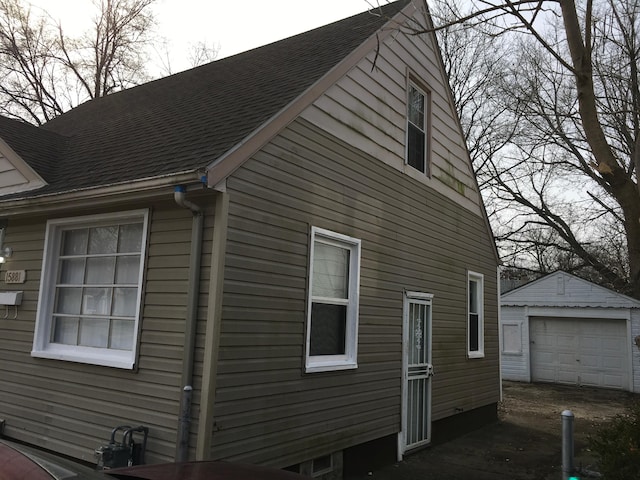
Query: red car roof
0,440,104,480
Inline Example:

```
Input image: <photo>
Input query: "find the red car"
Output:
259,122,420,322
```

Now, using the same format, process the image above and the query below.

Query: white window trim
405,79,430,175
305,227,361,373
31,209,149,369
468,270,485,359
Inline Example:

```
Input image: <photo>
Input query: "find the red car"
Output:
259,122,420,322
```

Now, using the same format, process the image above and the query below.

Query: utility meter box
95,425,149,470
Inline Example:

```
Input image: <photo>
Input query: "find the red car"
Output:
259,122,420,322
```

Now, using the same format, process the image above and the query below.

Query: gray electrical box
0,291,22,305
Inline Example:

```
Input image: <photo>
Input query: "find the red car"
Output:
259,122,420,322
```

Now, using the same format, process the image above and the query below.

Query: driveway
347,381,637,480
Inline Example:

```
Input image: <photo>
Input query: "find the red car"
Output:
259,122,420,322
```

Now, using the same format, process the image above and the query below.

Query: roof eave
0,170,204,218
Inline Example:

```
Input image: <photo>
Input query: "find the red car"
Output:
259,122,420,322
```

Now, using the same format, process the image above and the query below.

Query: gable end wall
210,118,499,468
300,11,481,216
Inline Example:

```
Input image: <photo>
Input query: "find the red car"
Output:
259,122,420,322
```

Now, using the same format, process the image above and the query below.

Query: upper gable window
32,210,149,369
306,227,361,373
406,82,430,175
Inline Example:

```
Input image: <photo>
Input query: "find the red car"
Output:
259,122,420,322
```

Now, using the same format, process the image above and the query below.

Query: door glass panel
409,303,429,367
408,377,427,445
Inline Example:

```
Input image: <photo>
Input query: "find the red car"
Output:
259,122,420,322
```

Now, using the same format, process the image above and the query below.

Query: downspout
174,185,203,462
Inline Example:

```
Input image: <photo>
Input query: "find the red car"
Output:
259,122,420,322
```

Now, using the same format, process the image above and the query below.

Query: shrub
589,402,640,480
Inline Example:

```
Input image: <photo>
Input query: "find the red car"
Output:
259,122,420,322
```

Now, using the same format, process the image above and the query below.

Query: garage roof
501,271,640,309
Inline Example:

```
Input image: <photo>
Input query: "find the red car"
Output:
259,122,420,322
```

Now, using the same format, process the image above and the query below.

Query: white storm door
401,292,434,452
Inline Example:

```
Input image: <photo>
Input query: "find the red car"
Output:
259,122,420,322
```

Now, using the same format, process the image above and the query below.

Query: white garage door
530,317,629,390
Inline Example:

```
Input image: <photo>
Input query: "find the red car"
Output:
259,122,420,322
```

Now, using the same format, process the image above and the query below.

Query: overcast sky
28,0,381,72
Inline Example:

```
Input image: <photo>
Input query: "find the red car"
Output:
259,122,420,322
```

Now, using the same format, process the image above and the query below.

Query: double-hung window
32,210,149,369
406,81,430,175
305,227,361,373
468,271,484,358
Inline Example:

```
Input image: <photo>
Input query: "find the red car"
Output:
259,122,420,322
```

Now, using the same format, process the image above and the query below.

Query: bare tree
60,0,156,100
0,0,219,123
186,40,219,70
0,0,156,124
431,1,518,174
421,0,640,298
0,0,63,123
153,38,219,77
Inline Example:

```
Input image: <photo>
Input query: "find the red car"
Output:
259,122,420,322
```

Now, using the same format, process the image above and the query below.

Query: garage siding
632,310,640,393
500,306,529,382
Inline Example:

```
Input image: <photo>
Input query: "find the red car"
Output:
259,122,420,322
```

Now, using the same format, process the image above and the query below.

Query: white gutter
0,171,202,217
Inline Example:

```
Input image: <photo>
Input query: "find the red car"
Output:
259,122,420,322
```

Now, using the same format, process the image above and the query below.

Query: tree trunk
560,0,640,298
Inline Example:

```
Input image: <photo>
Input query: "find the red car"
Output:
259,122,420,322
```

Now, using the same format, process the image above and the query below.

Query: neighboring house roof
0,0,410,201
501,271,640,309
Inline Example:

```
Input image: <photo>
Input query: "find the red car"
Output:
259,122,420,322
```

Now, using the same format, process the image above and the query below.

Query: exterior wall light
0,246,12,264
0,223,12,263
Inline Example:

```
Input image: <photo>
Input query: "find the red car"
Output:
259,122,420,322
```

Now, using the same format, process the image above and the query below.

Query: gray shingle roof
0,0,409,199
0,116,67,182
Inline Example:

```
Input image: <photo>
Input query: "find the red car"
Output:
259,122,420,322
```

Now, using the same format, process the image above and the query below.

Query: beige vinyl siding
300,15,480,214
0,155,29,188
0,199,214,464
209,117,498,467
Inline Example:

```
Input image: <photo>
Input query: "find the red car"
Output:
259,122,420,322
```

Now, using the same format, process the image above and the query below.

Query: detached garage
501,271,640,392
